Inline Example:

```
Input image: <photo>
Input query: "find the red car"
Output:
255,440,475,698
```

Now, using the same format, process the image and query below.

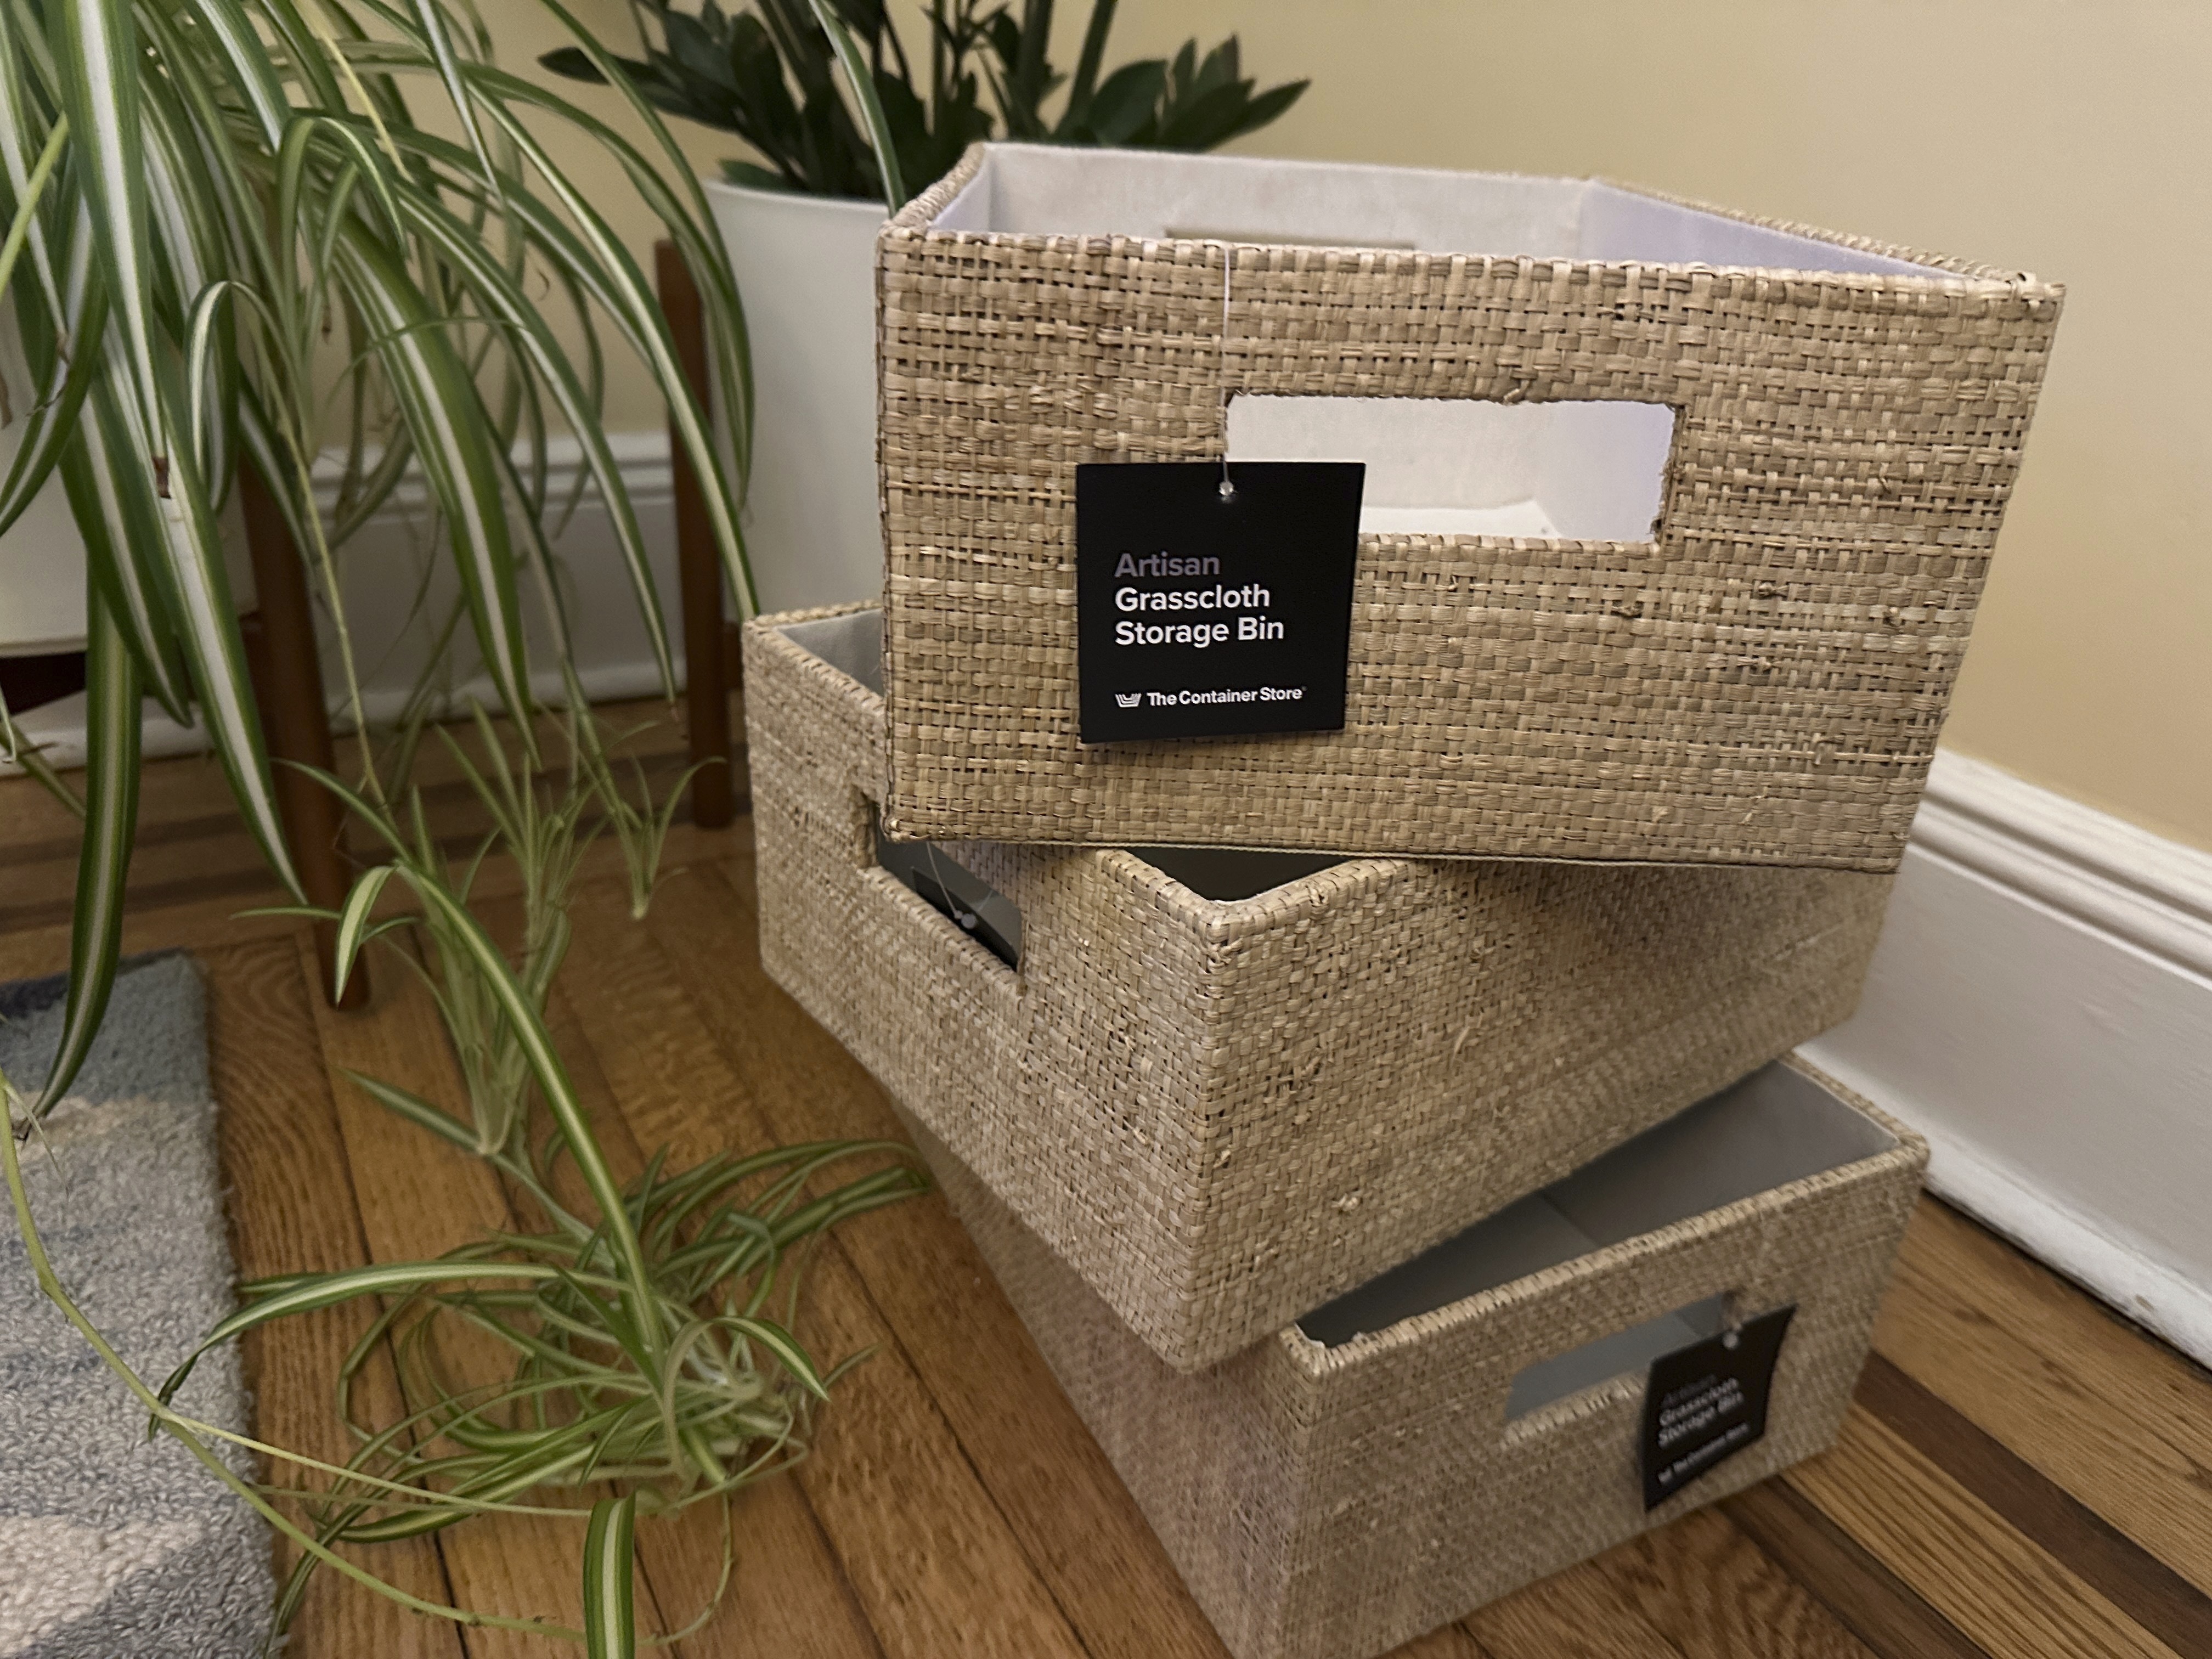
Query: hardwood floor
6,727,2212,1659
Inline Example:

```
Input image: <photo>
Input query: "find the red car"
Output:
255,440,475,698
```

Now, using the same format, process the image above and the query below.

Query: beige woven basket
912,1057,1926,1659
876,143,2063,868
747,605,1894,1371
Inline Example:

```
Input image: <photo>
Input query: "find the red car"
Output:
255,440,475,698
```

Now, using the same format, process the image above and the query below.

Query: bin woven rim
747,603,1434,939
1280,1056,1926,1383
889,142,2056,296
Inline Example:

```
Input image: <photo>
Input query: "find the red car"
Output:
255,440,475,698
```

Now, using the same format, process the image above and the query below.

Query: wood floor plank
641,857,1242,1659
1785,1405,2181,1659
1854,1352,2212,1656
204,934,464,1659
1385,1624,1496,1658
1877,1201,2212,1595
0,699,726,938
552,876,1087,1659
542,983,886,1659
1722,1481,1987,1659
1592,1508,1877,1659
298,936,663,1658
25,704,2212,1659
1467,1557,1688,1658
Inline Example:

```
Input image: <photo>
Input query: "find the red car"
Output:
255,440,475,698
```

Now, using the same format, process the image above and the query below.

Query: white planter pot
0,309,257,664
707,181,886,616
0,309,95,656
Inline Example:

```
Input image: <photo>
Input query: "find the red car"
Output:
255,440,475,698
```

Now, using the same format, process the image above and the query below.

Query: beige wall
490,0,2212,849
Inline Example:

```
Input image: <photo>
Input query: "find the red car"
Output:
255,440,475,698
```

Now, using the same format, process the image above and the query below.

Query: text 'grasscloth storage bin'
912,1058,1927,1659
746,605,1894,1370
876,143,2063,868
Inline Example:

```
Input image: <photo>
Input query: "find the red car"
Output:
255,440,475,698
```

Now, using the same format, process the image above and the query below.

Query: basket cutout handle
865,800,1023,971
1500,1291,1736,1427
1224,393,1678,544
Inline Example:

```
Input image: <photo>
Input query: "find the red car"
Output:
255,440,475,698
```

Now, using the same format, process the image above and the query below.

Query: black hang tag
1640,1305,1796,1511
1076,461,1364,744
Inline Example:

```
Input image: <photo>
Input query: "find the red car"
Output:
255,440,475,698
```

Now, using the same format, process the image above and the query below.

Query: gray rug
1,955,275,1657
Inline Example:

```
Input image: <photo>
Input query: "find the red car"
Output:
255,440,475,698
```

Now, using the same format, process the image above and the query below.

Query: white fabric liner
927,145,1946,545
928,144,1948,279
780,610,884,695
1227,396,1674,543
1298,1062,1898,1415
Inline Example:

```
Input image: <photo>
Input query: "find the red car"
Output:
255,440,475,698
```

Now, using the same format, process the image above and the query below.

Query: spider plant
5,719,929,1650
0,0,757,1126
0,2,926,1651
212,718,928,1647
541,0,1310,206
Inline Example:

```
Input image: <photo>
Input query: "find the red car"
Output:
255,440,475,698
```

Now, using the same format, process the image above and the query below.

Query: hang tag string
1218,244,1235,503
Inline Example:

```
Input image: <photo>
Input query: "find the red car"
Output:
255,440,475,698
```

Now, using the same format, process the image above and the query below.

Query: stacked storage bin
744,144,2062,1659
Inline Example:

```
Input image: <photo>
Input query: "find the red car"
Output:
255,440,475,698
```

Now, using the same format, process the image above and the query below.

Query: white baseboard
3,433,689,776
1803,748,2212,1366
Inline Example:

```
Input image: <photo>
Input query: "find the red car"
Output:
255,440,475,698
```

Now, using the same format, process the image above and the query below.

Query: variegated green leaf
0,686,82,817
32,588,139,1118
384,867,657,1320
394,185,673,692
806,0,906,209
60,372,193,722
332,864,399,999
158,1256,575,1406
334,223,535,733
49,0,162,438
723,1316,831,1401
582,1496,637,1659
115,362,304,901
340,1069,478,1153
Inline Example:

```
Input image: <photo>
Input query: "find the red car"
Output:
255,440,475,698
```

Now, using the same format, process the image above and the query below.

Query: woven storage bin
877,143,2063,868
913,1058,1926,1659
747,605,1894,1371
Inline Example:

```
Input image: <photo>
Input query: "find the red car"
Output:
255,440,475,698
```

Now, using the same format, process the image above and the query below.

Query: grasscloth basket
746,606,1894,1371
912,1058,1927,1659
876,143,2063,868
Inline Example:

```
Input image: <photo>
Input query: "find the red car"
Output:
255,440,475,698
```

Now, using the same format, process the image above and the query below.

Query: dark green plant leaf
1082,57,1166,145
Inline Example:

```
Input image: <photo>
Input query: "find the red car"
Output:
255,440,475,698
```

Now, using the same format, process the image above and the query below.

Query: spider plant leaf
138,76,239,504
59,373,193,722
30,588,138,1119
390,869,658,1324
333,222,534,736
48,0,162,442
805,0,904,209
0,115,93,539
722,1315,830,1400
394,188,675,693
583,1494,637,1659
233,388,320,571
333,865,400,1000
341,1069,480,1153
385,0,760,488
159,1258,572,1406
128,367,304,902
0,25,65,313
421,100,759,617
0,687,82,817
398,0,504,196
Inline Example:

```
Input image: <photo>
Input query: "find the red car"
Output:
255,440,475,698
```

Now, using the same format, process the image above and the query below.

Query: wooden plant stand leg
238,464,368,1011
657,239,735,831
